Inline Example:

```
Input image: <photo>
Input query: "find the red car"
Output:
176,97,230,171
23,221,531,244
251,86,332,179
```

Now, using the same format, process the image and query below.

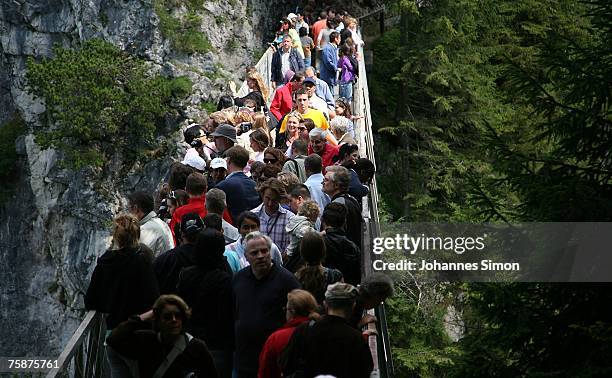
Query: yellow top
279,108,329,133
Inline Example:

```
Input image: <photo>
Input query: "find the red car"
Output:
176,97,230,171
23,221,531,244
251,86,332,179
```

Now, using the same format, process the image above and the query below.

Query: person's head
308,128,327,154
236,211,261,238
340,28,353,45
225,145,250,171
319,10,328,19
203,213,223,232
334,143,359,165
354,158,375,184
330,116,351,140
339,43,352,57
127,191,154,220
304,66,316,79
217,95,234,111
263,147,286,168
289,184,311,213
289,72,305,92
335,98,352,118
359,273,395,309
185,172,207,197
211,123,237,153
249,128,270,153
285,111,303,139
152,294,191,339
291,139,308,157
252,113,271,139
111,213,140,249
299,26,308,37
167,189,189,216
286,289,318,322
281,34,292,51
244,231,273,278
259,164,282,184
302,78,317,97
298,200,320,223
324,282,358,318
329,31,340,45
321,202,347,229
304,153,323,176
183,124,205,145
205,188,227,216
168,162,194,190
257,178,286,214
210,157,228,182
322,165,350,196
179,212,204,244
192,227,226,271
346,16,358,30
246,71,269,101
250,161,265,183
277,171,301,195
295,89,309,113
300,119,315,141
207,111,229,133
300,231,326,265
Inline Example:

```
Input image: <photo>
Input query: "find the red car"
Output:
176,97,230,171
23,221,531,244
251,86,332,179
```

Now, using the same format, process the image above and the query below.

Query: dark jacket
85,243,159,329
271,48,305,85
323,227,361,285
177,265,235,351
107,317,218,378
153,243,197,295
232,263,301,377
331,192,364,249
216,172,261,222
281,315,373,378
234,90,268,112
348,168,369,203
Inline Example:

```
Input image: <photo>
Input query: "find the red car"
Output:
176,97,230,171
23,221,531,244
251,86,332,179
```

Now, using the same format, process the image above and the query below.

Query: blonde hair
287,289,320,320
298,200,320,221
277,171,301,192
112,213,140,249
235,109,253,124
247,71,270,102
252,113,271,142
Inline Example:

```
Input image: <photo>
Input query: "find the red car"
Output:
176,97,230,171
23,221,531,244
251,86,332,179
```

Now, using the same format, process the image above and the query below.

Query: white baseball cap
210,157,228,170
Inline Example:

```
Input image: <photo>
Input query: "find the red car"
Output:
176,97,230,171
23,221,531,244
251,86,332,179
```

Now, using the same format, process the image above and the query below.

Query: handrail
47,311,107,378
354,37,394,378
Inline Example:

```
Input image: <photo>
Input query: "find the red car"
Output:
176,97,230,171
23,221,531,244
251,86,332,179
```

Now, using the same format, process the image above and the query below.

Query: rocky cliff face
0,0,288,356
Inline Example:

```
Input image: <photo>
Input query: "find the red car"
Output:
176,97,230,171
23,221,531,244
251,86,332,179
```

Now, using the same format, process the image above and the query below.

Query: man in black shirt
232,232,300,377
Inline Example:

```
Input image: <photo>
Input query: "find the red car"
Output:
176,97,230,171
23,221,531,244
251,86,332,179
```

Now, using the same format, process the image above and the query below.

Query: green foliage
155,0,212,54
26,39,192,169
452,283,612,376
372,1,612,376
0,114,25,202
386,286,459,377
200,101,217,114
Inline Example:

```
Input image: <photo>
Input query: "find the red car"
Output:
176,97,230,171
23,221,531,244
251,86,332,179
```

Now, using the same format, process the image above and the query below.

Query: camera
237,122,252,136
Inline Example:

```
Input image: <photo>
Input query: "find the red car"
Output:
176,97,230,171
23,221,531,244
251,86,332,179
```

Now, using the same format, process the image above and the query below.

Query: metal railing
47,311,107,378
354,39,394,378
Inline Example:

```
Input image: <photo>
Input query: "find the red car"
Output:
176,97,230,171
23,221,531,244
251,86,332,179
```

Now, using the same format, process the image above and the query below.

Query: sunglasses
264,158,278,164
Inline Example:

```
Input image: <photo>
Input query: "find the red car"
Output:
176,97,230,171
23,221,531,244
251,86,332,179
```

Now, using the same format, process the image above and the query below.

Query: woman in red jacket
258,289,319,378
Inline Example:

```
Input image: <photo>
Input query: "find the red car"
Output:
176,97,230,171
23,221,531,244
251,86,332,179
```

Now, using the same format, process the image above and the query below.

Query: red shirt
312,19,327,49
308,143,340,170
258,316,310,378
169,196,233,244
270,83,294,121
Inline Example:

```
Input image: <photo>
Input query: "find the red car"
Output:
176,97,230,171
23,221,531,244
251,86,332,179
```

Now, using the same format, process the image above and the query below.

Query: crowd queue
85,7,392,378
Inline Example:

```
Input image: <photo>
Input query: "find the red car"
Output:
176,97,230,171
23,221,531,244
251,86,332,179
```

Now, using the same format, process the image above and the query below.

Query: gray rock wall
0,0,288,356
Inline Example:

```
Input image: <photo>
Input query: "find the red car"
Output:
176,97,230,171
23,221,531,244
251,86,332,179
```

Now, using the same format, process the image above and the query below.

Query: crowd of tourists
84,7,391,378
